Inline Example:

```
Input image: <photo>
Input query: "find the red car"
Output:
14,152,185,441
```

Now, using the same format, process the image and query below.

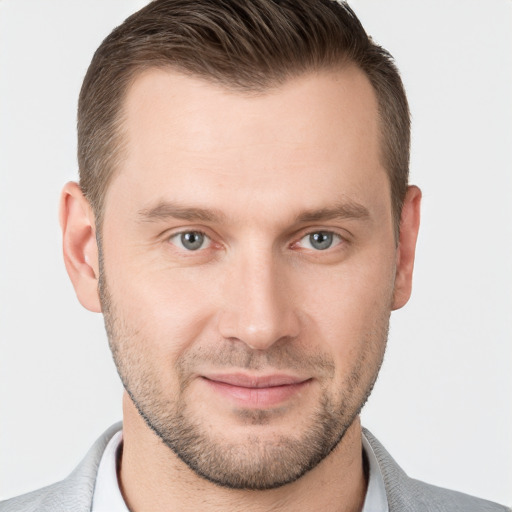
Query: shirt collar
361,431,389,512
91,431,129,512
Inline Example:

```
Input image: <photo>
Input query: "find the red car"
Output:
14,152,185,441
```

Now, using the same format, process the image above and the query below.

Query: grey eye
170,231,210,251
181,232,205,250
308,232,334,250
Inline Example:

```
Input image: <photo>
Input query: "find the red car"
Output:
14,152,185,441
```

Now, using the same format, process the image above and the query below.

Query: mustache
175,339,336,378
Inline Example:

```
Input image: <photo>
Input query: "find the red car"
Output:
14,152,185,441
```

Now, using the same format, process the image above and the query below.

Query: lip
201,373,312,408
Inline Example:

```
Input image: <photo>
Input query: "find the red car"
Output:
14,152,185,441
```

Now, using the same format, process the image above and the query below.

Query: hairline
90,61,399,241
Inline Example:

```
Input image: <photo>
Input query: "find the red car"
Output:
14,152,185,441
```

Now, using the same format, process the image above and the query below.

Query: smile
201,373,312,408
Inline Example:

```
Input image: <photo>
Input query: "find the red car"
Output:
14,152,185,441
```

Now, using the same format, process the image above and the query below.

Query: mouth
201,373,312,408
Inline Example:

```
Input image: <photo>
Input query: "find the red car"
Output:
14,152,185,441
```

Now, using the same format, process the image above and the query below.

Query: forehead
122,65,380,162
105,66,389,225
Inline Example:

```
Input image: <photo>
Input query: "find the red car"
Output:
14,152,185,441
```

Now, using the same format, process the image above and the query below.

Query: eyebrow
295,201,370,224
137,202,226,223
137,199,370,224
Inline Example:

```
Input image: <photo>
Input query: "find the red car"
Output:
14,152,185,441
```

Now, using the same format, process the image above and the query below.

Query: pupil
181,232,203,250
310,232,332,250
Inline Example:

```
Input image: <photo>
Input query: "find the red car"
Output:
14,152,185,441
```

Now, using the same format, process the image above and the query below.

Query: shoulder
0,481,74,512
396,476,510,512
362,428,510,512
0,423,122,512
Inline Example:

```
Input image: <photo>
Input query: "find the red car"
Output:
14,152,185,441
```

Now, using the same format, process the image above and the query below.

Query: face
98,67,399,489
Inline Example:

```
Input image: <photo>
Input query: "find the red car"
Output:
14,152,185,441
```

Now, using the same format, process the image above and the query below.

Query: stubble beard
98,266,389,490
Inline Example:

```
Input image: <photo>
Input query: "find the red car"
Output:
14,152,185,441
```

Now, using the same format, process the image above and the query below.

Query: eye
297,231,342,251
169,231,211,251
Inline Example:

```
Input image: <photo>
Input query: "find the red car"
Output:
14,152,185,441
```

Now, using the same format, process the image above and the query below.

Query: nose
218,250,300,351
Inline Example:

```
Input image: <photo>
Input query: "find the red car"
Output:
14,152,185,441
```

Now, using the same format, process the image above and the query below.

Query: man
0,0,509,511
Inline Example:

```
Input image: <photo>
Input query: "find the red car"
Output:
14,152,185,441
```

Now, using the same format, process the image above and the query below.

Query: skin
60,65,421,512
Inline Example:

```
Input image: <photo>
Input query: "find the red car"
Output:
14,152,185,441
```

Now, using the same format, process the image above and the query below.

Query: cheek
104,248,217,361
296,255,395,362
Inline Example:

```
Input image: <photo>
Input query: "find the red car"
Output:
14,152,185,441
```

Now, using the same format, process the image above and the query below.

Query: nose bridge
219,243,298,350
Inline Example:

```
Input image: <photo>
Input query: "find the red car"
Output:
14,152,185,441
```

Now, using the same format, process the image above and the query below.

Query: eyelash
294,231,344,251
168,230,212,252
167,229,346,253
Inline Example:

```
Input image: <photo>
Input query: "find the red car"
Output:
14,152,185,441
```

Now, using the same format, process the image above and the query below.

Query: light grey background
1,0,511,505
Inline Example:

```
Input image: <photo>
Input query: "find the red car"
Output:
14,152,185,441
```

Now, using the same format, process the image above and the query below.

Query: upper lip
203,373,310,388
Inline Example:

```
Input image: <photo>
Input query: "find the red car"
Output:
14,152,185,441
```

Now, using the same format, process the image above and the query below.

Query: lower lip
202,378,311,408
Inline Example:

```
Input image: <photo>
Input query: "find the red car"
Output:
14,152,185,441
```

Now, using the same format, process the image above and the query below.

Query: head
77,0,410,233
61,0,421,491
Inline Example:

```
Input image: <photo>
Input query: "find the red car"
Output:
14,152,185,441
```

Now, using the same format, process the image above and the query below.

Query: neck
119,394,367,512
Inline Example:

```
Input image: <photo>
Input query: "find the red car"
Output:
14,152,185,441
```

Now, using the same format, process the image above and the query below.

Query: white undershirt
91,431,128,512
91,430,388,512
361,433,389,512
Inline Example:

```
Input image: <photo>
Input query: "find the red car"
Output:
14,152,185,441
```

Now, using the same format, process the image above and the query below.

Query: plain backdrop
1,0,511,506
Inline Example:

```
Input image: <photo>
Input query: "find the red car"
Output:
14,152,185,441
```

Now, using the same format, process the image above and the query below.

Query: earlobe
59,182,102,313
392,185,422,311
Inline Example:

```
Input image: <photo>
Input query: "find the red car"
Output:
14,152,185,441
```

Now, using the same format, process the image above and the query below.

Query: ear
59,182,101,313
392,185,422,310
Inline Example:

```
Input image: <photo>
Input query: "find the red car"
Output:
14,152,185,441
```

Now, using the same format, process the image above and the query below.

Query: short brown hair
78,0,410,230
